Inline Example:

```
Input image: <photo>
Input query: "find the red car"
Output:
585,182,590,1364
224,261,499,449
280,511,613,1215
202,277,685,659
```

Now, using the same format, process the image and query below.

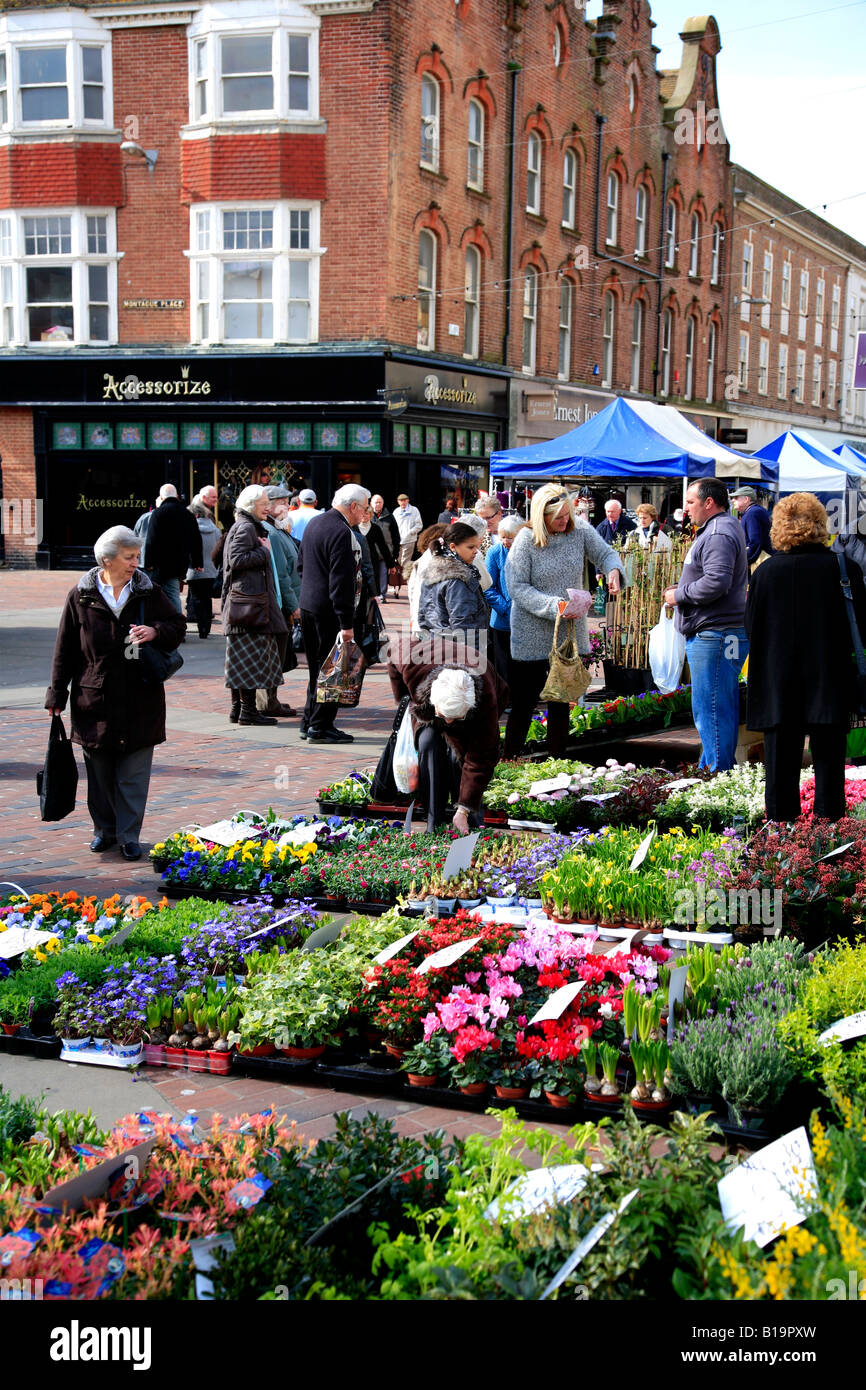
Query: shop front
0,350,509,568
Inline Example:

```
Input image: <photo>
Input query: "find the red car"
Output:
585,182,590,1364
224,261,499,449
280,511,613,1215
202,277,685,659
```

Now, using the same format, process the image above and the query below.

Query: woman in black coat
222,485,288,726
746,492,866,821
46,524,185,858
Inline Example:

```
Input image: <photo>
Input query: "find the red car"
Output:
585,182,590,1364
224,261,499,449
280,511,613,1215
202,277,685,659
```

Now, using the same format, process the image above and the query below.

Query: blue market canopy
834,443,866,474
753,429,865,494
490,396,777,484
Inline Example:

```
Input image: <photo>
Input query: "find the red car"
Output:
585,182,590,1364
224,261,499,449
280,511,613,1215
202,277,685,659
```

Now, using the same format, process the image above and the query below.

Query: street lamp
120,140,158,171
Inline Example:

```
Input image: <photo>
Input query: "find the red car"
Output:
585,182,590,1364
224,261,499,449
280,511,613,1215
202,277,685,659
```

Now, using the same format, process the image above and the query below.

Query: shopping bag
648,605,686,694
315,636,367,707
540,613,591,703
392,703,420,794
370,696,412,801
36,715,79,822
356,599,388,668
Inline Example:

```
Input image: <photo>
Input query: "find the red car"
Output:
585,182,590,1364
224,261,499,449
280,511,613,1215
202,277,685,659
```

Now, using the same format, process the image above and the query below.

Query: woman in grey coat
185,498,221,638
504,483,623,756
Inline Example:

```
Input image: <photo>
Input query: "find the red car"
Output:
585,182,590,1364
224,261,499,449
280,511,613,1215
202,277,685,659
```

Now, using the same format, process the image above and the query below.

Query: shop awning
490,395,777,483
834,443,866,474
753,429,863,494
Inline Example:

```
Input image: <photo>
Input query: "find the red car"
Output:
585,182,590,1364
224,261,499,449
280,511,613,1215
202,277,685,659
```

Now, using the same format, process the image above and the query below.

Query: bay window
187,6,317,124
0,210,116,346
0,13,112,131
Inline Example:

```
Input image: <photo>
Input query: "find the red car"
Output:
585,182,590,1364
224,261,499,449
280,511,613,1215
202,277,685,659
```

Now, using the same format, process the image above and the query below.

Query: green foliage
0,1088,106,1191
777,938,866,1101
120,899,230,958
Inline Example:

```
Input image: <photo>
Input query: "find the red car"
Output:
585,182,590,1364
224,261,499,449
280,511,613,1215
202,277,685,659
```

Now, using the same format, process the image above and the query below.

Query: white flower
599,1002,614,1019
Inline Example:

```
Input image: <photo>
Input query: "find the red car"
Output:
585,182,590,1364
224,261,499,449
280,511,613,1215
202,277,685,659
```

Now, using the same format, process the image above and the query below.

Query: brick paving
0,571,584,1146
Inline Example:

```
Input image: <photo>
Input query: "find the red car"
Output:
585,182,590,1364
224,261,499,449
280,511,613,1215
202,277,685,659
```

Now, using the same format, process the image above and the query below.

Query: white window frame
799,269,809,340
795,348,806,402
780,259,791,337
186,7,318,127
420,73,440,171
522,266,537,374
738,331,749,390
710,222,721,285
758,337,769,395
562,149,577,230
831,282,840,352
688,213,700,277
761,251,773,329
630,299,643,391
660,308,672,395
777,343,788,399
741,241,752,320
0,207,117,346
812,354,822,407
635,184,647,256
187,201,320,346
0,12,112,132
684,315,695,399
417,227,436,351
558,277,572,381
815,277,824,346
526,131,542,215
664,200,676,268
552,25,563,68
606,173,619,247
706,320,716,403
601,290,615,388
467,98,484,190
828,357,837,410
628,73,638,114
464,243,480,359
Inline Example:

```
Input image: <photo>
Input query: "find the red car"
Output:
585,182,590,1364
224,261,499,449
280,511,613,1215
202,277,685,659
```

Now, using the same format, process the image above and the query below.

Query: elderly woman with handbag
222,484,288,727
45,524,185,859
504,483,623,757
746,492,866,821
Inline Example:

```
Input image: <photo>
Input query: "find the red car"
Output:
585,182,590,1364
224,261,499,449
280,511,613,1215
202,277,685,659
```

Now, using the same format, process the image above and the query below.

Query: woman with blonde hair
746,491,866,821
503,482,623,756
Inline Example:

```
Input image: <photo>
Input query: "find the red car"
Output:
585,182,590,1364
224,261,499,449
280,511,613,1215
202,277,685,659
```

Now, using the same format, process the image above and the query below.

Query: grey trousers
83,745,154,844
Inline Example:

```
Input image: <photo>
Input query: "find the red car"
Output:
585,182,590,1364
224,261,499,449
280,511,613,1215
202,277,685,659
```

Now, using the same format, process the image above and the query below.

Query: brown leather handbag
224,585,270,629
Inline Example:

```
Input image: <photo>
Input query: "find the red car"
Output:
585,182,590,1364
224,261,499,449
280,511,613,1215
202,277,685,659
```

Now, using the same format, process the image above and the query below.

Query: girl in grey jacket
417,523,491,654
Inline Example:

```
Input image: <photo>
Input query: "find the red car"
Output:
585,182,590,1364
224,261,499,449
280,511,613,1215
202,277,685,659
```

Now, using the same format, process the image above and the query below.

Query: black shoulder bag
837,551,866,715
133,598,184,684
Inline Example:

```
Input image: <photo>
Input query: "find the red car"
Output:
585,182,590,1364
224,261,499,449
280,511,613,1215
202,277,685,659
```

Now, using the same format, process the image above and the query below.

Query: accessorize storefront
0,350,509,568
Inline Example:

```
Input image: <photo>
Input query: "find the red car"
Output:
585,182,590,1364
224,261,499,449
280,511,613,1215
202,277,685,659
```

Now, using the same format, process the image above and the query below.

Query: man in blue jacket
732,485,773,572
595,498,637,546
664,478,748,772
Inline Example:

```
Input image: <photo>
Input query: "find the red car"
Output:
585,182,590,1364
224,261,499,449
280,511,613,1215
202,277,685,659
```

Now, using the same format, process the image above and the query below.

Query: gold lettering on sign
102,364,212,402
76,494,148,511
422,373,478,407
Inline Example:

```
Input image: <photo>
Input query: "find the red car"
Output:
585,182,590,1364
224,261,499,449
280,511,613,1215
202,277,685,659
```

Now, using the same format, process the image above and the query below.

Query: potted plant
402,1040,443,1088
209,1004,239,1075
110,1020,144,1063
166,1007,190,1065
0,993,31,1036
629,1040,672,1115
491,1052,533,1100
185,1007,211,1072
143,999,169,1066
583,1039,621,1107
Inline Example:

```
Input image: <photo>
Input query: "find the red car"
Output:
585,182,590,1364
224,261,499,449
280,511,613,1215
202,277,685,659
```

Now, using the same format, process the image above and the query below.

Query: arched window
558,278,572,380
602,290,615,387
522,265,537,373
553,26,563,68
606,173,619,246
707,320,717,403
628,74,638,114
635,184,647,256
660,308,672,395
417,228,436,349
420,73,439,170
562,149,577,229
689,213,700,277
664,201,677,268
630,299,643,391
467,98,484,189
464,244,480,358
527,131,542,214
710,222,722,285
685,315,696,398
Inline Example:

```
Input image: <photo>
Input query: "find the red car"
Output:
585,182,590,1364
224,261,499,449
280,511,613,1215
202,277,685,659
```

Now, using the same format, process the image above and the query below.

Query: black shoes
121,842,142,861
90,834,116,853
299,725,308,739
308,728,354,744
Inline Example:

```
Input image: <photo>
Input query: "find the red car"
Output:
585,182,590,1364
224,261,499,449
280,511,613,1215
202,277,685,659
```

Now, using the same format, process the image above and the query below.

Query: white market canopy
490,396,777,484
753,428,866,494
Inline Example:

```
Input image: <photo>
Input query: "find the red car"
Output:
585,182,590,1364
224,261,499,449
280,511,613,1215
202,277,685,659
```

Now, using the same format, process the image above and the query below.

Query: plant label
717,1127,819,1248
441,832,480,881
664,778,702,791
507,820,560,833
529,980,587,1025
196,819,255,847
243,911,302,941
667,964,689,1043
402,800,415,835
416,936,481,975
189,1232,236,1301
0,926,55,960
529,773,572,796
818,1010,866,1046
602,931,639,957
374,930,418,965
540,1189,640,1299
484,1164,593,1223
629,828,656,872
40,1139,157,1214
816,840,856,862
300,921,345,953
580,792,619,804
277,822,326,849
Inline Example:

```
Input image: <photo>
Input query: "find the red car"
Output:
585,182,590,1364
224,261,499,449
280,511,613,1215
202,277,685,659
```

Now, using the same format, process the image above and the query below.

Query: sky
584,0,866,246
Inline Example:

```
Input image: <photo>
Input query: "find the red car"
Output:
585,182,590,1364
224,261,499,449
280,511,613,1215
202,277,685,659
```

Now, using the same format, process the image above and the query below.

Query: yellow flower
88,934,103,945
33,950,46,962
278,847,288,862
810,1114,831,1168
154,842,165,852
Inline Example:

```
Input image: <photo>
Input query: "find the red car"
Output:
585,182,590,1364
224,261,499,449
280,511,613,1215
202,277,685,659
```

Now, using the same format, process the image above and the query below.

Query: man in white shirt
291,488,323,543
395,492,423,571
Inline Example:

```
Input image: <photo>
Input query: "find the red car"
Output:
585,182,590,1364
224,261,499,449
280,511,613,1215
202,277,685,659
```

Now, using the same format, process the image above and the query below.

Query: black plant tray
158,884,399,915
314,1059,404,1095
0,1028,62,1058
231,1053,314,1081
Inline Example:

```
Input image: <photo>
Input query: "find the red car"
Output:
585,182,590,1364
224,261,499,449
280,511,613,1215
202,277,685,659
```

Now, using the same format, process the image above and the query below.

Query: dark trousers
763,723,848,821
503,658,570,758
83,745,154,844
417,725,482,832
301,608,339,733
186,578,214,637
490,627,511,686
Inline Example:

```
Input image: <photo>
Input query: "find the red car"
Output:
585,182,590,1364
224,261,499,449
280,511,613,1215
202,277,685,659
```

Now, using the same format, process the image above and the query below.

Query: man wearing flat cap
732,486,772,573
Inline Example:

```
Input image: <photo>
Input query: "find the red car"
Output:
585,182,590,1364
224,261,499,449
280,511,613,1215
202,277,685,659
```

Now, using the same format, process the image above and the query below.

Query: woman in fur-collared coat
416,522,491,651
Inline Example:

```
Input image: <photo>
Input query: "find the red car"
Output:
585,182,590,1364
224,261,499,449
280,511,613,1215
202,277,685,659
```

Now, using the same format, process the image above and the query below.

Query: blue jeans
160,576,182,614
685,627,749,772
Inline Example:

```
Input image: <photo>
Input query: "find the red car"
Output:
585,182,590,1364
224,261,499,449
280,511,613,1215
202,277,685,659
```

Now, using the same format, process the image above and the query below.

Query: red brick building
0,0,863,567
